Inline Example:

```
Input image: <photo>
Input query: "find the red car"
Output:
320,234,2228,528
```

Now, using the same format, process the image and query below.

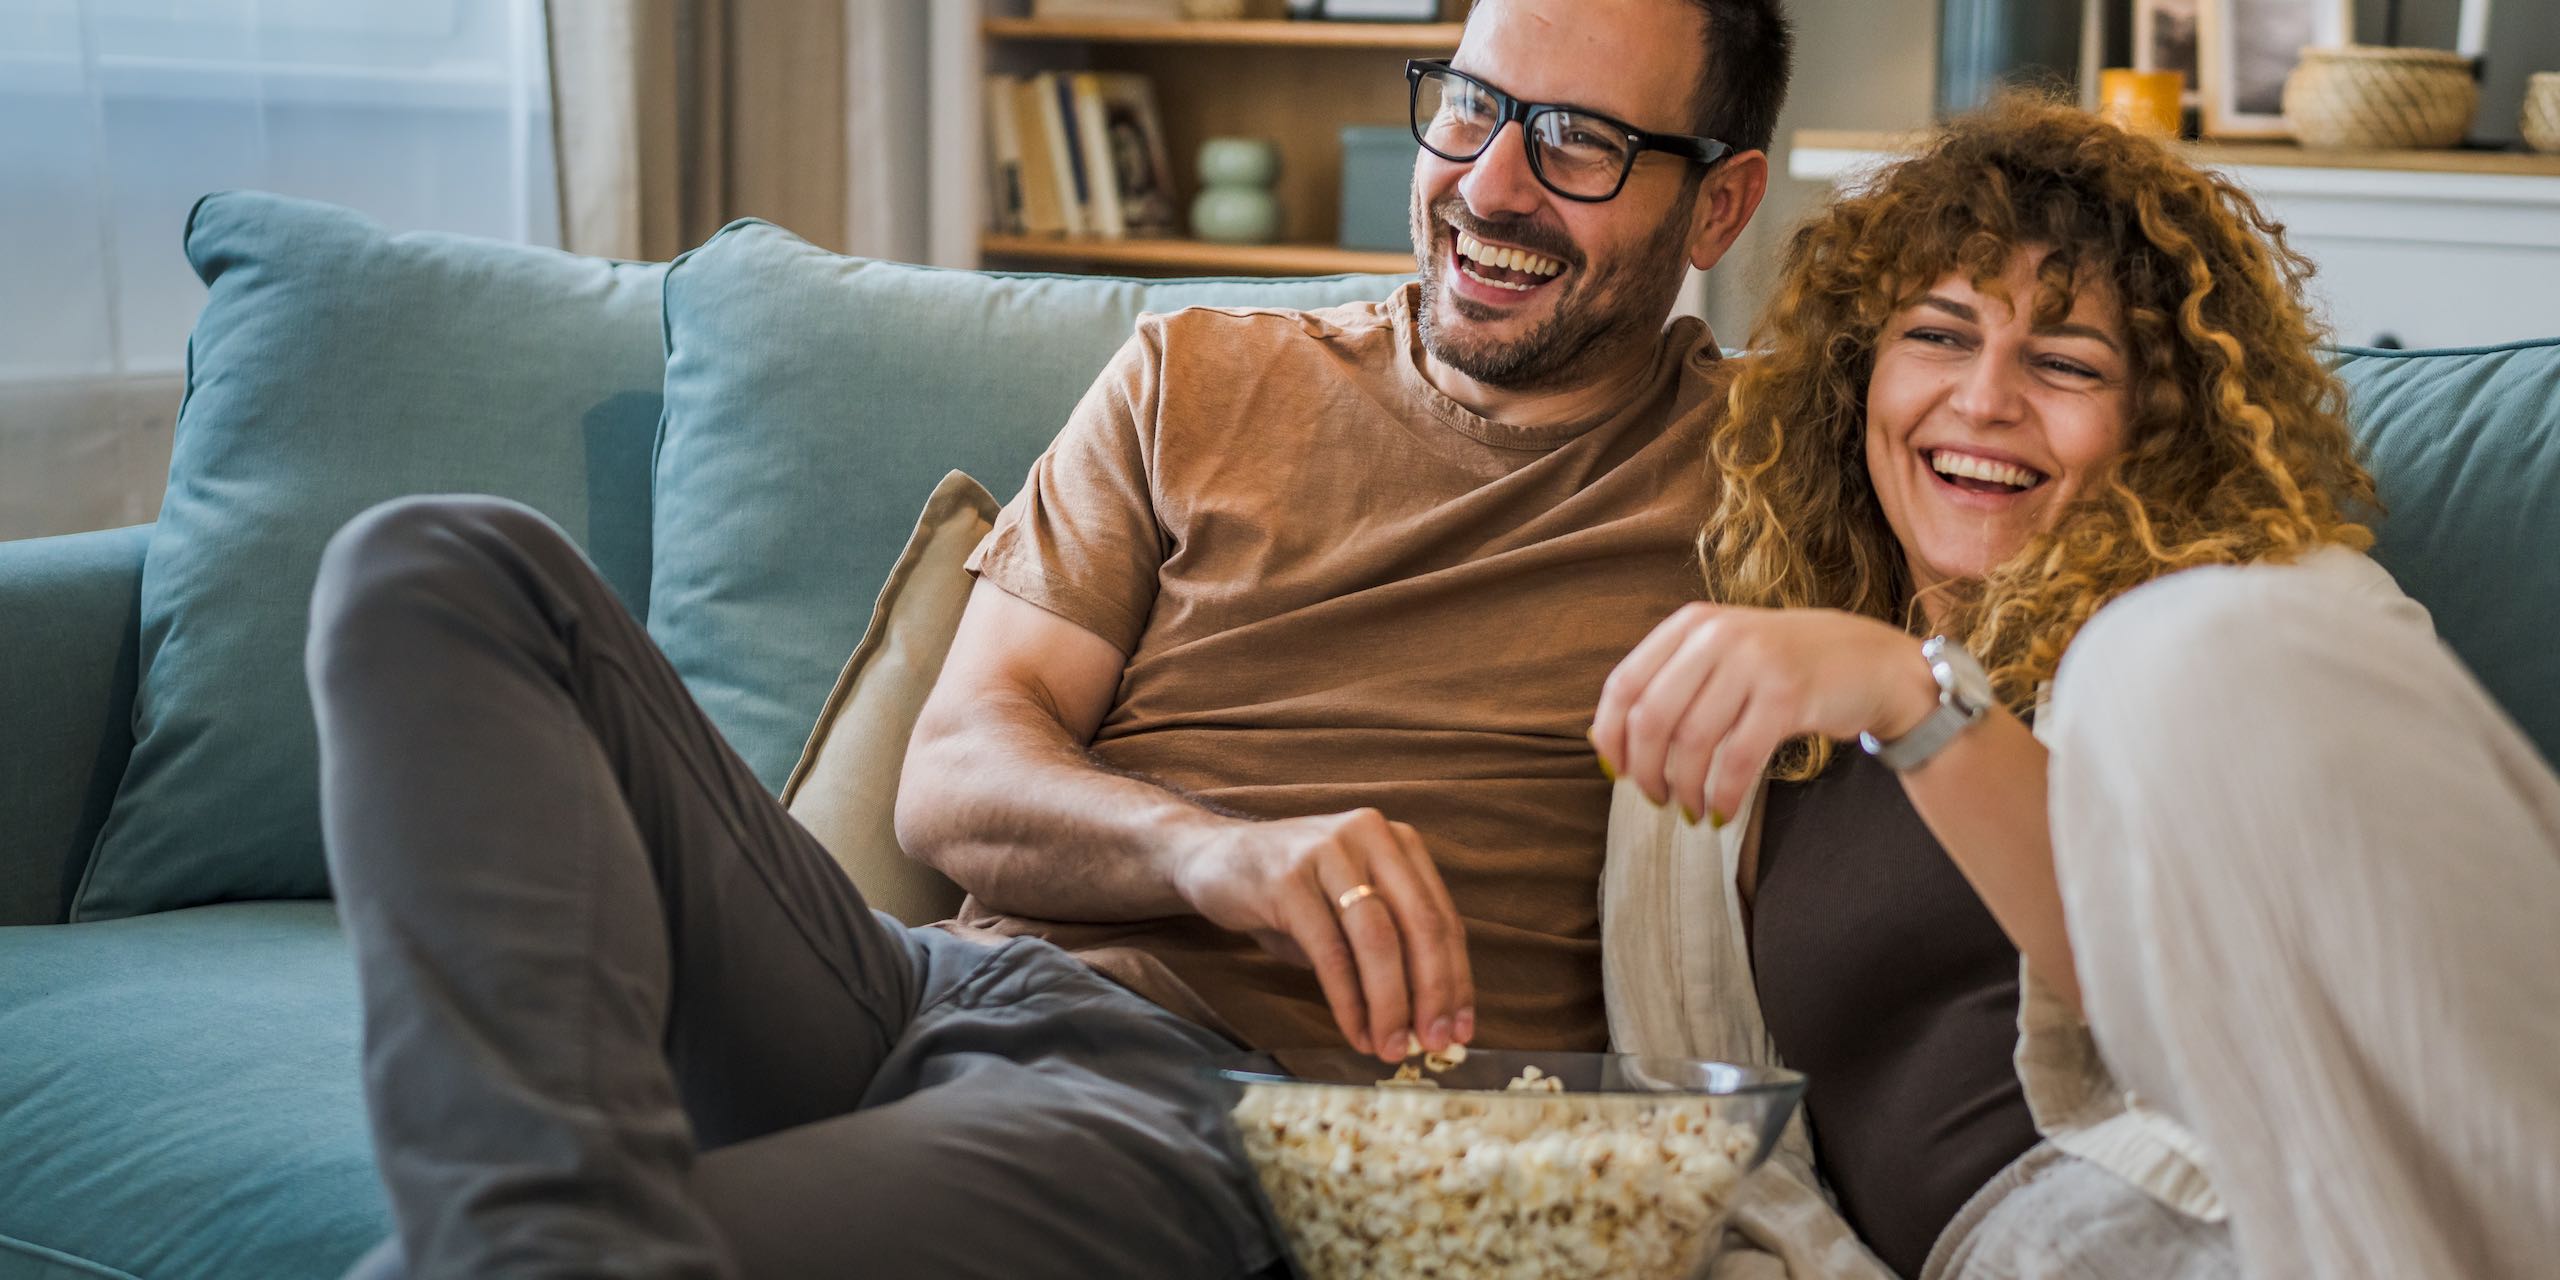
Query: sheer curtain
546,0,893,262
0,0,559,541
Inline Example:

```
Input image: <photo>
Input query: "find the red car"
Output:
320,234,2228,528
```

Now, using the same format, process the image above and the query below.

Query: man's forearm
896,690,1240,922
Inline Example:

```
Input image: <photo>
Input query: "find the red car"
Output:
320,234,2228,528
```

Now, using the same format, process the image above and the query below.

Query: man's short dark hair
1686,0,1793,156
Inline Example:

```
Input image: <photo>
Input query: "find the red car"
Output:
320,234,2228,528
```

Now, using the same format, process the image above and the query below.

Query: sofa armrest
0,523,149,925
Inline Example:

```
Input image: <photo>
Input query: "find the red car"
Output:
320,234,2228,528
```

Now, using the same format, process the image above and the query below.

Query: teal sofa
1,191,2553,1280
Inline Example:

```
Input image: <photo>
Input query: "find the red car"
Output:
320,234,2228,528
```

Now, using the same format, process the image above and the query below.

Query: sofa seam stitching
0,1230,148,1280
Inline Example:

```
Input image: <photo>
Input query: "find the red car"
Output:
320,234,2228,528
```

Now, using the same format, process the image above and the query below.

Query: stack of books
984,71,1180,240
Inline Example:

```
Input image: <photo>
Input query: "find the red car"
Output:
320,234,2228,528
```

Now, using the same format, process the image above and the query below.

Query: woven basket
2526,72,2560,155
2282,46,2477,150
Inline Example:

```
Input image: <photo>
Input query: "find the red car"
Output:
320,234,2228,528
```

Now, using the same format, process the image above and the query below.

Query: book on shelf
1006,76,1071,235
1039,71,1095,236
983,75,1024,235
989,71,1179,242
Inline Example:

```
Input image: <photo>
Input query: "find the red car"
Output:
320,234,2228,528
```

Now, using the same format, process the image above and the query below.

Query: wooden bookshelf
985,17,1465,50
983,233,1413,276
974,5,1463,277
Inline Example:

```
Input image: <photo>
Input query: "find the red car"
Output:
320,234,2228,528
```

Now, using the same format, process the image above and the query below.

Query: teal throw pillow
74,193,668,920
649,220,1408,788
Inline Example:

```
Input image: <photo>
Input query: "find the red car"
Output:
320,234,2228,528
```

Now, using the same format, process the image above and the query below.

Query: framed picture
1081,74,1179,238
2133,0,2202,110
2199,0,2355,139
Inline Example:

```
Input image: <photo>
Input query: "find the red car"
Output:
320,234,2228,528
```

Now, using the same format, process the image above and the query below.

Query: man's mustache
1428,198,1581,270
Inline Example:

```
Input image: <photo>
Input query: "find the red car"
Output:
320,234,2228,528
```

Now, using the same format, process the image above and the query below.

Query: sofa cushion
75,193,668,921
0,903,384,1280
649,220,1409,788
780,470,993,927
2335,337,2560,765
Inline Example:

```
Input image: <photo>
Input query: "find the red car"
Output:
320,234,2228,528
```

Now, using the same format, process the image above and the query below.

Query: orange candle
2099,68,2185,138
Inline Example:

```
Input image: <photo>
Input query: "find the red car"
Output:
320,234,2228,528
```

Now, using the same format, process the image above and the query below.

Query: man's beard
1411,191,1697,393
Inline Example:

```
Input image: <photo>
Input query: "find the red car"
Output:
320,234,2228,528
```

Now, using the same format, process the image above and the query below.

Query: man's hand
905,582,1473,1062
1171,809,1474,1062
1590,604,1938,825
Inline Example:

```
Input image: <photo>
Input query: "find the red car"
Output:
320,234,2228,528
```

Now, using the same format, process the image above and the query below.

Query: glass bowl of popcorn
1218,1047,1804,1280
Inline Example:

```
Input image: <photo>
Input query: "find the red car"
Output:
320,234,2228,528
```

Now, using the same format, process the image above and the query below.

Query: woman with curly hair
1592,97,2560,1277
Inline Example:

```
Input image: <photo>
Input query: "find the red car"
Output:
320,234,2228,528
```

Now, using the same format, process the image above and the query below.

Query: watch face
1925,636,1995,715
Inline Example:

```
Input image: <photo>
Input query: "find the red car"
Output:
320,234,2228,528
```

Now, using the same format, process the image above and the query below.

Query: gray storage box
1338,125,1418,253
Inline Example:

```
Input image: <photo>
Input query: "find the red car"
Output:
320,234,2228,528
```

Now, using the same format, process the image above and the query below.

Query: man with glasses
903,0,1782,1074
316,1,1791,1276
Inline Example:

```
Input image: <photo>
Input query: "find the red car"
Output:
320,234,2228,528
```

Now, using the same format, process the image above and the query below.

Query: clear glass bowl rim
1215,1047,1807,1101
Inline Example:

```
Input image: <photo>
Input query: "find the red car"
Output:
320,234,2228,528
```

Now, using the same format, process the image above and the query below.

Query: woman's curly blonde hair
1713,95,2378,779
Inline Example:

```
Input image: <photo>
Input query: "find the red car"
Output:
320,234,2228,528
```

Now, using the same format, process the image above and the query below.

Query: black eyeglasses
1405,59,1734,203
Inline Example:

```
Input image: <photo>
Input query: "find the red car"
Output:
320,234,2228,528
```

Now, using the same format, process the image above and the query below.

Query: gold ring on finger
1334,883,1379,914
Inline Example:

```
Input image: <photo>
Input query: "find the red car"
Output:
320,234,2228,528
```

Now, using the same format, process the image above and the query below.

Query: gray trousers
306,495,1283,1280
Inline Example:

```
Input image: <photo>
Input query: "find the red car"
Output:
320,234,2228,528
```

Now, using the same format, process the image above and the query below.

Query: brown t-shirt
956,283,1726,1052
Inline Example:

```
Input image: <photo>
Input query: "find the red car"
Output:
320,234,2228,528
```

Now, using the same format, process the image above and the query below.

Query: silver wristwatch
1860,635,1994,772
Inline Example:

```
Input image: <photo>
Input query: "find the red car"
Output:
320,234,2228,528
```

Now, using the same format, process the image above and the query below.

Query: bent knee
2045,563,2379,826
2060,565,2270,701
319,495,555,581
2053,560,2388,735
313,497,560,621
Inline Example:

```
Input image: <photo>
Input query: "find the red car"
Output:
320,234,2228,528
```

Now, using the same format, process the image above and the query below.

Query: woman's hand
1589,605,1942,824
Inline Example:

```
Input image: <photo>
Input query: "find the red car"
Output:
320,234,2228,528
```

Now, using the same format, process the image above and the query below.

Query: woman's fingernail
1456,1009,1475,1042
1430,1017,1454,1050
1680,804,1701,826
1707,808,1728,829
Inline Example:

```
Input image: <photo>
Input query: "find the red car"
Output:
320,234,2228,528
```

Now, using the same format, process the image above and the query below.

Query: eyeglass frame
1404,59,1736,204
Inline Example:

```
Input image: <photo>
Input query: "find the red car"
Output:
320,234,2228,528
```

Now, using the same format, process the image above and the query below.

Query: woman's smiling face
1864,247,2134,600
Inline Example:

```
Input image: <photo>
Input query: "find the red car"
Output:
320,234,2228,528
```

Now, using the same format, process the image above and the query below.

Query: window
1,0,558,538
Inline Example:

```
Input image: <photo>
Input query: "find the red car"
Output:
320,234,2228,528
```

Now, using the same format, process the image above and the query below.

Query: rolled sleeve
967,324,1168,655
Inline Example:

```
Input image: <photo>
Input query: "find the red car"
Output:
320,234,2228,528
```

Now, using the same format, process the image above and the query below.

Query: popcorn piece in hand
1421,1042,1468,1074
1378,1061,1441,1089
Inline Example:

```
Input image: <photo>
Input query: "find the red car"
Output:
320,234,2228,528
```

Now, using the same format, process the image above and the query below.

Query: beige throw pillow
781,470,992,925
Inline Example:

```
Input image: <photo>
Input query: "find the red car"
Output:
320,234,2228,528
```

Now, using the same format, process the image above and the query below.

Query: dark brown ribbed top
1749,747,2041,1277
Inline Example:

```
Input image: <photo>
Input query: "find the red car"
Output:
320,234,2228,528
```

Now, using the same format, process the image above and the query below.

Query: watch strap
1859,703,1974,771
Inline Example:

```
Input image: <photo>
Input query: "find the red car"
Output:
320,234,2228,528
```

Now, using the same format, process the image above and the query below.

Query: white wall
1704,0,1942,343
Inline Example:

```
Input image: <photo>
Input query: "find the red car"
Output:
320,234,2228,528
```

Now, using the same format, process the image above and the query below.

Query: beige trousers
1996,557,2560,1279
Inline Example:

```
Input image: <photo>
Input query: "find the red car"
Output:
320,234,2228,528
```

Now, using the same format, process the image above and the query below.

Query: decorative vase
2525,72,2560,155
1191,138,1283,244
2281,46,2478,150
1197,137,1280,188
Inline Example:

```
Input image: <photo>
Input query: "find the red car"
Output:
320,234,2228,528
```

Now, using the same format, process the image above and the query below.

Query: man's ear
1684,150,1770,273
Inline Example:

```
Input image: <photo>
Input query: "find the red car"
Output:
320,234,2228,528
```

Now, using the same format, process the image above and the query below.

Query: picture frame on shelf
1072,73,1180,238
2133,0,2202,110
2199,0,2354,139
